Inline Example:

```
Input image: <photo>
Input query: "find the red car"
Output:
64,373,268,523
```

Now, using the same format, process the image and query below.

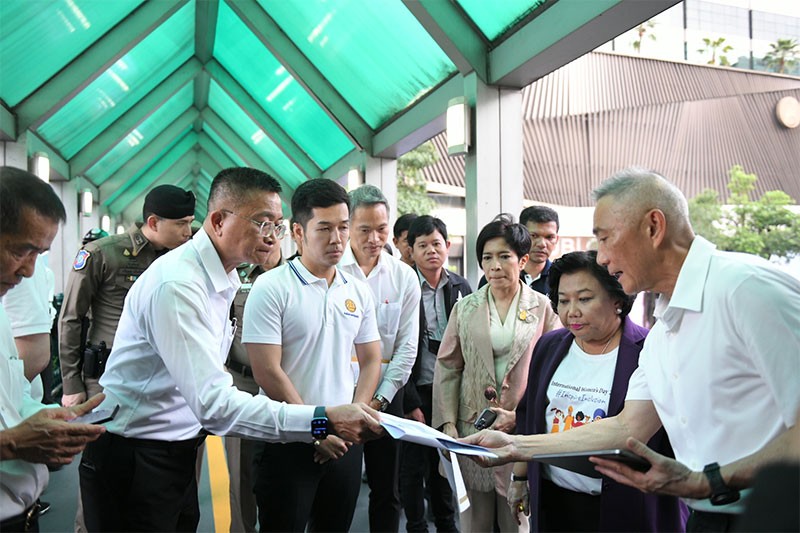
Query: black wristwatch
703,462,740,506
373,394,390,412
311,406,329,440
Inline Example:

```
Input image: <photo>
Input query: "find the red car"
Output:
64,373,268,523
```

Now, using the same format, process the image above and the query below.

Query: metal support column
365,156,398,228
463,73,523,287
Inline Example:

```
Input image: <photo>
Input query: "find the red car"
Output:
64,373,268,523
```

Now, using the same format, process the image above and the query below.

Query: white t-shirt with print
544,341,617,494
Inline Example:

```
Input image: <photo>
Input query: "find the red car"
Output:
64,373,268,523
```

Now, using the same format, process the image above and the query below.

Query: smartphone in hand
474,408,497,430
69,405,119,425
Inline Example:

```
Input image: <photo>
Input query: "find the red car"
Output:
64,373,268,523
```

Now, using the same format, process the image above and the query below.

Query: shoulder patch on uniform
73,250,91,270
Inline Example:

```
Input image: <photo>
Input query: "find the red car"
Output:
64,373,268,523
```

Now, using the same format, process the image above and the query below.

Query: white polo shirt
626,236,800,511
242,257,380,406
99,229,314,442
0,303,49,520
340,248,421,401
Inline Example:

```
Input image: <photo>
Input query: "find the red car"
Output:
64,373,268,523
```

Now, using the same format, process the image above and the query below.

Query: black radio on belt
84,341,110,379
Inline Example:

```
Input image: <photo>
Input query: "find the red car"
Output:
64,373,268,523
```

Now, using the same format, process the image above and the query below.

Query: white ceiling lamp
446,96,471,156
101,215,111,233
81,189,93,217
347,167,362,191
31,152,50,183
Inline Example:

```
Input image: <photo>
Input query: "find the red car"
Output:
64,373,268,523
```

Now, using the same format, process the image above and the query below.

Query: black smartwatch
311,406,329,440
703,462,740,506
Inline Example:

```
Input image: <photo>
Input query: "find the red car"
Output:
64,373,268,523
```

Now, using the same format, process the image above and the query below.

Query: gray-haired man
340,184,421,531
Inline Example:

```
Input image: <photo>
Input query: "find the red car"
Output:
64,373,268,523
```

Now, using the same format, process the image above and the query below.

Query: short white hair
592,167,690,230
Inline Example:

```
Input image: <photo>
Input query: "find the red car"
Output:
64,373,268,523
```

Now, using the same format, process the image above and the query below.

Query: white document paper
438,449,470,513
379,413,498,458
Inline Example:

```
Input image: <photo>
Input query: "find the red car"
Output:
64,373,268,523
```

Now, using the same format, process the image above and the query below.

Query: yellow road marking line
206,435,231,532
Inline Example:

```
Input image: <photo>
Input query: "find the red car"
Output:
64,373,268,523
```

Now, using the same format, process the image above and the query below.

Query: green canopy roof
0,0,676,218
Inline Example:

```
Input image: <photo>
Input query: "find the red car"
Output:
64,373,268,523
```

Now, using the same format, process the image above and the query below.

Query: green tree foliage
631,21,656,54
764,38,799,74
689,165,800,260
698,37,734,65
397,141,437,216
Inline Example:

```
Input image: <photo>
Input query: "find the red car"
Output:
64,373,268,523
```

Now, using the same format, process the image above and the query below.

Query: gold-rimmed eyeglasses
222,209,286,239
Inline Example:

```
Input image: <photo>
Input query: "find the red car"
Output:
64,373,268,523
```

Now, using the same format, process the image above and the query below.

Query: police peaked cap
143,185,196,220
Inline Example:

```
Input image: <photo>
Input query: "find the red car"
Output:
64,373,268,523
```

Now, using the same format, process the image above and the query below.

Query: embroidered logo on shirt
345,299,357,313
73,250,91,270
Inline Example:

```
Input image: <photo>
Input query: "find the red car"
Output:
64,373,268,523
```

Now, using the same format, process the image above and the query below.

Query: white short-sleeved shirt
340,248,420,401
0,303,49,520
2,256,55,401
2,255,54,337
99,229,314,442
242,257,380,406
626,236,800,511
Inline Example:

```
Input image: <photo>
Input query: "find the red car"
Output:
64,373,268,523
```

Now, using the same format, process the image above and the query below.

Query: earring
616,308,622,314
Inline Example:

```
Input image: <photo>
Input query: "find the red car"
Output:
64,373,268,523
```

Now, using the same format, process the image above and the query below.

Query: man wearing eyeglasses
477,206,560,296
79,168,384,532
60,184,196,409
224,213,286,533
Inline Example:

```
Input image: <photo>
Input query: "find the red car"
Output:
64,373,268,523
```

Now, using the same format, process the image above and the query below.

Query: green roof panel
203,124,246,167
104,126,196,208
259,0,456,128
0,0,144,106
457,0,547,41
208,80,305,189
215,0,353,170
85,81,194,183
37,1,195,159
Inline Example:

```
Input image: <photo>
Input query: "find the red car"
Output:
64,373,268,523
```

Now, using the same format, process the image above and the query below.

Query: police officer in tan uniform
59,185,196,408
225,225,285,533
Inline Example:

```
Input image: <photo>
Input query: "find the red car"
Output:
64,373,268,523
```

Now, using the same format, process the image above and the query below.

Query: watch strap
703,462,740,505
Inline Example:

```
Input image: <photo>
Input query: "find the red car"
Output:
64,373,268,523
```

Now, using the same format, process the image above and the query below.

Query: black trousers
253,440,363,532
398,385,457,532
364,390,404,532
79,431,204,532
539,478,601,532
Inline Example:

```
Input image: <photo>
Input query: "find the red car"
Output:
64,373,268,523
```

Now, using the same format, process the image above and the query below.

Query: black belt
226,358,254,379
0,500,41,532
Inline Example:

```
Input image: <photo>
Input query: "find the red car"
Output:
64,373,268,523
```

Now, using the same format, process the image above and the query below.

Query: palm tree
632,21,656,54
764,38,800,74
698,37,734,65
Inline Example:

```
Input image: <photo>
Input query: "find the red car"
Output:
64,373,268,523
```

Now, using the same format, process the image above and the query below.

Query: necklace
578,327,619,355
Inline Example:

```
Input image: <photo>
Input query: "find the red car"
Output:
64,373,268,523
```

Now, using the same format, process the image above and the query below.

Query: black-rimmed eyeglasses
222,209,286,239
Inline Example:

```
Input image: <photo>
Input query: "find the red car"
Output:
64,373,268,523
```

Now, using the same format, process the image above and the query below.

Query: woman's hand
507,479,530,525
489,407,516,433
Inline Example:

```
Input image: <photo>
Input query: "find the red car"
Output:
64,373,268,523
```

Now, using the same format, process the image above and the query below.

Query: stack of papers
379,413,497,458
